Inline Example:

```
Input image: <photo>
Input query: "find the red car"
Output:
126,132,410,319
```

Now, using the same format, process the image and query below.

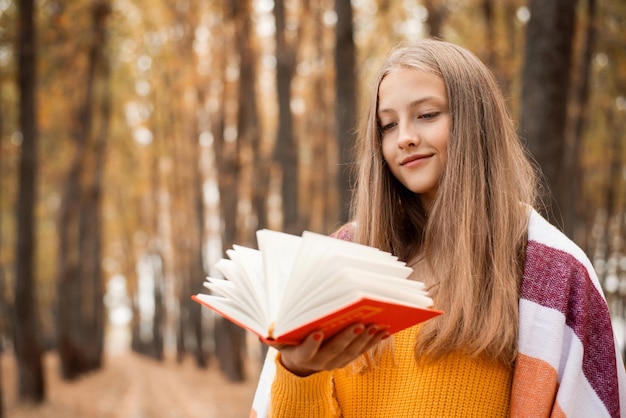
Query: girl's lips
401,154,431,166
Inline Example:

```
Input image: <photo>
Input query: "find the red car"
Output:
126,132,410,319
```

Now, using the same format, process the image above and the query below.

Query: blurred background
0,0,624,416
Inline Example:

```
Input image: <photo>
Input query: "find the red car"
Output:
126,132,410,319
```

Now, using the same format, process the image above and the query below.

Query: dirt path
2,351,261,418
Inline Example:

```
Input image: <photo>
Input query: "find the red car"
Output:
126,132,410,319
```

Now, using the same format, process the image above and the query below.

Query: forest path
2,350,260,418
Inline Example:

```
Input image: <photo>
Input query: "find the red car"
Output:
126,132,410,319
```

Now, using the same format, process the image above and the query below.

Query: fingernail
354,325,365,335
368,326,379,336
313,332,323,341
381,332,390,340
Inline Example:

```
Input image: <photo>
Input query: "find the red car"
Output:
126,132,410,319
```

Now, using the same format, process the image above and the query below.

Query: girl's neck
419,194,434,214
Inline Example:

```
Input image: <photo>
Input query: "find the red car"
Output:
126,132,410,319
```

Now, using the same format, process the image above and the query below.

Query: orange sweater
270,325,512,417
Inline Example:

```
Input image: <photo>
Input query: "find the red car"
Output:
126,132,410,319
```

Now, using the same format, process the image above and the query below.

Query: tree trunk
599,107,625,318
116,192,140,355
209,71,245,374
500,0,519,98
0,346,3,416
305,0,335,233
481,0,496,67
0,265,4,418
0,204,4,412
149,139,165,361
563,0,597,242
167,67,208,369
237,0,266,234
191,123,208,369
56,0,111,379
334,0,357,224
151,252,165,361
423,0,448,39
84,1,111,370
274,0,299,233
0,34,5,418
519,0,578,228
210,0,253,382
14,0,45,402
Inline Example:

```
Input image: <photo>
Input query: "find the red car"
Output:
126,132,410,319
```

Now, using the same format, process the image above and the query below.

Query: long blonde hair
351,39,538,366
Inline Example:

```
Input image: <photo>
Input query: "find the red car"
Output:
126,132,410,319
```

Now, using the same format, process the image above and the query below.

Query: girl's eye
380,122,396,132
420,112,440,120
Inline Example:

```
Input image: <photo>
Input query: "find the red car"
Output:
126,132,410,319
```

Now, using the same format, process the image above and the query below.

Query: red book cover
192,294,443,345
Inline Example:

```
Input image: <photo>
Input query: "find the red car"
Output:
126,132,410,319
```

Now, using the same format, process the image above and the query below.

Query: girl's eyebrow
377,96,439,115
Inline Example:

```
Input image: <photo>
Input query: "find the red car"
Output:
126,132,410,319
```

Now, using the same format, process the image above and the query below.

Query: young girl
250,39,626,417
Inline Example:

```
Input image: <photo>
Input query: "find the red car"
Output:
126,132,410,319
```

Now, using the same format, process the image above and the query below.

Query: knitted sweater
269,325,512,417
250,209,626,417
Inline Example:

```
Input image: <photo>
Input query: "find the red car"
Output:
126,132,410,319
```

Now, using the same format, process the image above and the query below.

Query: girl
250,39,626,417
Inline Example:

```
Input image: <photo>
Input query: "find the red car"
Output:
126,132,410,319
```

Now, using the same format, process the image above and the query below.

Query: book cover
193,294,442,344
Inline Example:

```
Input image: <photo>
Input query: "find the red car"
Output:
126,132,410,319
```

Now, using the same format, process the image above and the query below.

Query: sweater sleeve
269,354,341,417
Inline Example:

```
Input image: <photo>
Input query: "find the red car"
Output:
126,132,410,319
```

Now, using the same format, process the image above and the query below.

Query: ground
2,350,261,418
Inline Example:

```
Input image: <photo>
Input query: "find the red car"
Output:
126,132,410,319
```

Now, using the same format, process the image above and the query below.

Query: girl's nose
397,121,419,149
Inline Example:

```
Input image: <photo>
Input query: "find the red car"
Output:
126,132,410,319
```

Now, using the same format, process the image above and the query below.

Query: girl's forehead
379,67,444,87
377,70,447,100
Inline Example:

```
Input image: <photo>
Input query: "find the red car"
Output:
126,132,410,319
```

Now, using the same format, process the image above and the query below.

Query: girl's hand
269,323,389,377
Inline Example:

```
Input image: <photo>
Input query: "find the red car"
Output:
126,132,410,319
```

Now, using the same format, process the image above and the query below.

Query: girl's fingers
271,323,387,376
321,323,366,355
275,330,326,377
323,324,387,369
298,330,325,361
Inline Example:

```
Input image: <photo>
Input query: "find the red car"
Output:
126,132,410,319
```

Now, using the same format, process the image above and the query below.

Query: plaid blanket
250,209,626,417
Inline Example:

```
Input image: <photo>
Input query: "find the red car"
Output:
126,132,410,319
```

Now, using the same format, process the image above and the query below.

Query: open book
192,229,443,345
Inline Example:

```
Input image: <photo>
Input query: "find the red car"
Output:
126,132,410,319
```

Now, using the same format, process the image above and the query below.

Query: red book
193,294,442,345
193,229,443,345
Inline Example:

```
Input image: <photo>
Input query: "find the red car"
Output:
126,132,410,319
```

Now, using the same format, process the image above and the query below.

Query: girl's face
378,69,450,209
